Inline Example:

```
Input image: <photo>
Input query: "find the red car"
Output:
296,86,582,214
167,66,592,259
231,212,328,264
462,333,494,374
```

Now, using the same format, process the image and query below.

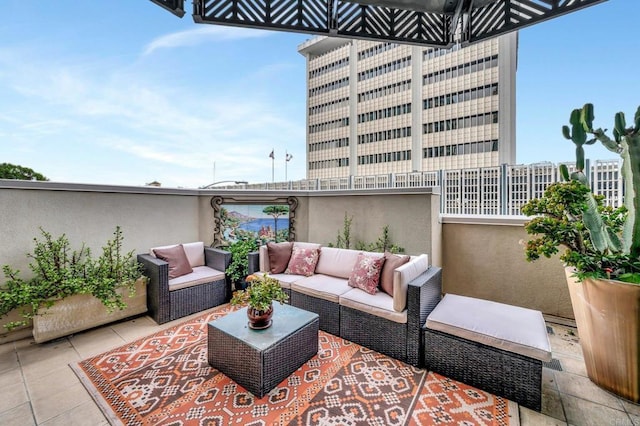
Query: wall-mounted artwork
210,196,298,247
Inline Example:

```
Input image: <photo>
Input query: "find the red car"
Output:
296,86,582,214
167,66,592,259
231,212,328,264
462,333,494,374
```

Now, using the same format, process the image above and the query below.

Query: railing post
438,169,444,214
500,163,508,215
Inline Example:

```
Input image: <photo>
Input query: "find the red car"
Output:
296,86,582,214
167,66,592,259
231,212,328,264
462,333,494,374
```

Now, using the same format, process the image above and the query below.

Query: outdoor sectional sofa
248,242,442,366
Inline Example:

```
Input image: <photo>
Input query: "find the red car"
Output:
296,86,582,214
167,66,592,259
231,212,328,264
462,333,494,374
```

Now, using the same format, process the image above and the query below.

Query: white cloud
143,26,270,56
0,30,305,188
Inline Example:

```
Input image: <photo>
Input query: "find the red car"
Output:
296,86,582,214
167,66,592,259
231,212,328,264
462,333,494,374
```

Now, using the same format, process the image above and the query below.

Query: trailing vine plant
0,226,145,330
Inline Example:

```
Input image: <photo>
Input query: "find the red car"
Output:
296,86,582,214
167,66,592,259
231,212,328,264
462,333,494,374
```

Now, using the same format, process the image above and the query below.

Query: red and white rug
72,306,517,425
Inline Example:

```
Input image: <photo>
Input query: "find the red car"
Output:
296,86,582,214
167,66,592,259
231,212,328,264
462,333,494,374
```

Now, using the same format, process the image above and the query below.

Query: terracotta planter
247,304,273,330
32,278,147,343
565,267,640,402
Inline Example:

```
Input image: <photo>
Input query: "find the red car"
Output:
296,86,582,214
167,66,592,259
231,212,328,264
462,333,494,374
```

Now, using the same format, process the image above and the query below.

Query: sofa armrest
406,266,442,366
248,251,260,275
204,247,231,272
137,253,170,324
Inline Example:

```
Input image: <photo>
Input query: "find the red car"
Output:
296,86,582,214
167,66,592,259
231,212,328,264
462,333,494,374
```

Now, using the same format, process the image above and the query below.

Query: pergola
150,0,607,47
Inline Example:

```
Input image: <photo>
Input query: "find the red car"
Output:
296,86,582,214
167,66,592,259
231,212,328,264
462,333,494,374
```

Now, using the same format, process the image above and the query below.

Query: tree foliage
0,163,48,181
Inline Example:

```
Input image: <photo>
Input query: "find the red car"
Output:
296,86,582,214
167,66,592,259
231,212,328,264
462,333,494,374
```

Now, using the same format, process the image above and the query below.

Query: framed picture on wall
210,196,298,247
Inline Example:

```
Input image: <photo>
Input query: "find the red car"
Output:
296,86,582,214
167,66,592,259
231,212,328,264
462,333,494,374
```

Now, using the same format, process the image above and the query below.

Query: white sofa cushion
291,274,351,303
254,272,304,289
150,241,205,268
393,254,429,312
168,266,225,291
315,247,370,279
340,288,407,324
426,294,552,362
293,242,321,250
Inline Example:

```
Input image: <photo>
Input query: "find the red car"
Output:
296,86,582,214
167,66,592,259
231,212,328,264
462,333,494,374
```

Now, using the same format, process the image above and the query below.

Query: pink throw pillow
379,252,410,297
348,253,386,295
285,247,320,276
153,244,193,279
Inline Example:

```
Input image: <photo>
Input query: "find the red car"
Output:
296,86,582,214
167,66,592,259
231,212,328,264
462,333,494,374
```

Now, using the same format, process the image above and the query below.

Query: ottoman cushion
426,294,552,362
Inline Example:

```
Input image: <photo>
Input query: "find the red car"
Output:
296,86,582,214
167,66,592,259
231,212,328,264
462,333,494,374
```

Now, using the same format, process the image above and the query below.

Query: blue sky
0,1,635,187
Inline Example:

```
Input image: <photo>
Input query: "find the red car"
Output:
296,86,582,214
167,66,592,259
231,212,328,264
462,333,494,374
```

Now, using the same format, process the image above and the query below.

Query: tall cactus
563,103,640,261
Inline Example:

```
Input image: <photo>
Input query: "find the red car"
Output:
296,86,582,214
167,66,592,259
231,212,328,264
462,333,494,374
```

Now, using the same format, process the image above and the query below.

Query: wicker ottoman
208,303,319,398
423,294,552,411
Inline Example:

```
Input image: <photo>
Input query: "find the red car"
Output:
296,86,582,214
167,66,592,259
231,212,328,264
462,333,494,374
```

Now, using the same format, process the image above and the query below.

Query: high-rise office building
298,33,517,179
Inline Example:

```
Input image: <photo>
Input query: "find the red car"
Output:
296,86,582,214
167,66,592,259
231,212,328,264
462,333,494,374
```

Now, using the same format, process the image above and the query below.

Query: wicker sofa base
169,279,228,322
423,328,543,411
340,305,407,361
291,291,340,336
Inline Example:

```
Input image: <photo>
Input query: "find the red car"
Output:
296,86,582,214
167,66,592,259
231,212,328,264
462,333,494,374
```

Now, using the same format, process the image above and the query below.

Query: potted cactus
522,103,640,402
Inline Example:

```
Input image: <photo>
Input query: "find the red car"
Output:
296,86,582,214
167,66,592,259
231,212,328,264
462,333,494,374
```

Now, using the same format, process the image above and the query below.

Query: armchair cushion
182,242,206,267
169,266,225,291
152,244,193,279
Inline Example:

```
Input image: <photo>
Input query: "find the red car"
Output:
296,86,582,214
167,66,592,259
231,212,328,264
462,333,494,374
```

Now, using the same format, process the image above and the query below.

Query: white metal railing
224,160,623,215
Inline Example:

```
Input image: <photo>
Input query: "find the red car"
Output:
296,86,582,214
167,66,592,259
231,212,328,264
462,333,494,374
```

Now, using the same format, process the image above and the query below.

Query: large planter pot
565,267,640,402
0,306,33,345
32,278,147,344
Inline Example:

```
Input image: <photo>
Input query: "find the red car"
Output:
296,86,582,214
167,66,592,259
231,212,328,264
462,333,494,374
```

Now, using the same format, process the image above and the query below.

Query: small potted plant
230,274,288,329
522,103,640,402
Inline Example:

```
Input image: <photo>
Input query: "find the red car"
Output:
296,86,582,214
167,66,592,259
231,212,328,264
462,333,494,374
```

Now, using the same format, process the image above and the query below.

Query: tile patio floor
0,308,638,426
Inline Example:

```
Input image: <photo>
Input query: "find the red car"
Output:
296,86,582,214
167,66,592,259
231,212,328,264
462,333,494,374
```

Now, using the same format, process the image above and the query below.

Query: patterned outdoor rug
72,305,517,425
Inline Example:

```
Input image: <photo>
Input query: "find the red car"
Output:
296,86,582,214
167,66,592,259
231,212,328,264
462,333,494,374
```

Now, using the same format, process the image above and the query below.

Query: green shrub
0,226,145,330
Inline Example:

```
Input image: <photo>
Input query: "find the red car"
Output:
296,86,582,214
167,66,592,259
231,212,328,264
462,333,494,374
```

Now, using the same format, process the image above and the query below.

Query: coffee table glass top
210,303,318,351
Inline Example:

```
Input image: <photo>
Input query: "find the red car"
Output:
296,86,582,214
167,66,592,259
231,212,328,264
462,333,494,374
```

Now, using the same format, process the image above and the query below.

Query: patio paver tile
68,326,126,359
18,341,80,382
519,406,567,426
109,315,165,342
621,399,640,417
0,380,29,415
39,400,108,426
542,367,559,392
554,370,625,410
30,381,92,425
554,353,588,377
0,402,35,426
560,393,632,426
0,345,19,374
0,366,24,388
540,386,566,422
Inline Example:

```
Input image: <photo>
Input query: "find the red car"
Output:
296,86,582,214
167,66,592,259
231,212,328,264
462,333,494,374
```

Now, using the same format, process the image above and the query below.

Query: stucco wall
0,183,200,275
0,182,572,319
305,190,439,259
442,219,573,319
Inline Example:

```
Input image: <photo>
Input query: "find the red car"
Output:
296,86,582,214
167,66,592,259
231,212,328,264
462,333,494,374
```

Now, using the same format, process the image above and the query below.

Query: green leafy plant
329,213,404,253
523,103,640,283
0,226,146,330
225,238,259,287
230,273,289,312
327,212,353,249
355,225,405,253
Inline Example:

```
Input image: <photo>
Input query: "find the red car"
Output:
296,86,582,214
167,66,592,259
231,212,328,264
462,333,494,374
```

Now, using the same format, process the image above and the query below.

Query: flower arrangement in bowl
230,273,289,329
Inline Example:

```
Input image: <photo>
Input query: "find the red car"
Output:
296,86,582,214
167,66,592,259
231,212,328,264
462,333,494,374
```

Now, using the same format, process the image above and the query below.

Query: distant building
298,32,518,179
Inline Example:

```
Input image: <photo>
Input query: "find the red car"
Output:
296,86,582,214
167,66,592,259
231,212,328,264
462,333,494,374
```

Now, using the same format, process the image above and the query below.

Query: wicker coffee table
207,303,319,398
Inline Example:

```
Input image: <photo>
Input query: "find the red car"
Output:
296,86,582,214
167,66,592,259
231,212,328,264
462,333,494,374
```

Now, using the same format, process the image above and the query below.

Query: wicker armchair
138,245,231,324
